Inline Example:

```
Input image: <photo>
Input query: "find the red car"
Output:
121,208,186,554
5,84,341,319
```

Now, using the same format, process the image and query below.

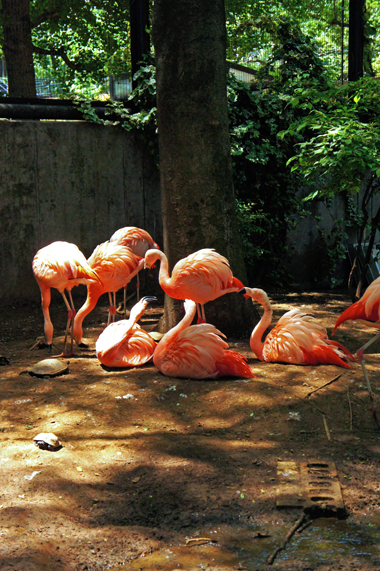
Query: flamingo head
144,249,162,270
129,296,157,324
237,287,250,300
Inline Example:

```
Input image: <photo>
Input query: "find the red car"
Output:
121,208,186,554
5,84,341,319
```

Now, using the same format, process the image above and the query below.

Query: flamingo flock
33,226,361,383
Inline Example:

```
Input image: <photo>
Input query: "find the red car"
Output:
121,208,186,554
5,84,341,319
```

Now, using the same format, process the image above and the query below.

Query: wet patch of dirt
1,291,380,570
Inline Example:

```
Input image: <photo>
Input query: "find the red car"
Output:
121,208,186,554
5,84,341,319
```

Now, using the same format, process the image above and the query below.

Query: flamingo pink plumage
332,276,380,336
332,276,380,405
110,226,160,307
110,226,160,257
32,241,100,355
153,299,254,379
144,248,245,323
240,287,355,368
73,241,144,345
95,296,157,367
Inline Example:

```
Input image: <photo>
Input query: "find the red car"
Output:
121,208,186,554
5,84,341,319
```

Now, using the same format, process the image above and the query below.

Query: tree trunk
152,0,254,337
2,0,36,97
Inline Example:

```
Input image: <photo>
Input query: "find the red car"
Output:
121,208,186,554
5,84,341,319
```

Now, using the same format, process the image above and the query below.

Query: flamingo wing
33,241,98,291
96,322,156,367
110,227,159,257
88,242,141,291
171,249,243,302
263,309,354,367
333,278,380,333
154,323,254,379
154,324,230,379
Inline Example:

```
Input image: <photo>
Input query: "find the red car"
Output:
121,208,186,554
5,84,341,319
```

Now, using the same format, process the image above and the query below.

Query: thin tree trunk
348,178,373,299
356,203,380,299
2,0,36,97
152,0,253,336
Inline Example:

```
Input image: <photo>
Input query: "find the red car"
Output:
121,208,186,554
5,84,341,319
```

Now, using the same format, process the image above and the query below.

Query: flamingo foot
53,349,75,358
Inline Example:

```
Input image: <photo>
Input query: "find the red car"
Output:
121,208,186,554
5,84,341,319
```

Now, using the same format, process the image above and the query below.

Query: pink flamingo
332,276,380,406
32,241,100,356
153,299,254,379
240,287,355,367
73,241,144,346
96,296,157,367
144,248,245,323
110,226,160,308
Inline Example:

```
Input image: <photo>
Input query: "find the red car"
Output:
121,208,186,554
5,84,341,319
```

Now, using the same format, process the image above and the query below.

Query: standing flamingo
332,276,380,405
96,296,157,367
153,299,254,379
110,226,160,309
32,241,100,356
73,241,144,346
240,287,355,367
144,248,244,323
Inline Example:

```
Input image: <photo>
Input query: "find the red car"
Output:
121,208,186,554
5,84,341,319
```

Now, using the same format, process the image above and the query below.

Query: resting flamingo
144,248,244,323
73,241,144,346
96,296,157,367
32,241,100,356
153,299,254,379
240,287,355,368
332,276,380,404
110,226,160,309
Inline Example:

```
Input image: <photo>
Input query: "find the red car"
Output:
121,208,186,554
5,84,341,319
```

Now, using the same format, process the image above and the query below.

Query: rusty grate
276,460,346,518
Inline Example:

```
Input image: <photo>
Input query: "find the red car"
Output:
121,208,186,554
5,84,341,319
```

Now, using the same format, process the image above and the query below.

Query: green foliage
225,0,380,79
281,75,380,297
228,74,305,287
228,17,330,288
74,56,158,160
30,0,131,96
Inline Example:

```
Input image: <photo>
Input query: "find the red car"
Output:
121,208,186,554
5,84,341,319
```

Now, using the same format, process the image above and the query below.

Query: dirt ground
1,290,380,571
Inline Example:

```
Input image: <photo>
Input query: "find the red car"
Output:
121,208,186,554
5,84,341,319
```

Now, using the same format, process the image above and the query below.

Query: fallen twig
346,385,353,431
186,537,217,546
306,399,328,416
267,513,307,565
323,414,331,441
297,519,313,534
306,375,342,398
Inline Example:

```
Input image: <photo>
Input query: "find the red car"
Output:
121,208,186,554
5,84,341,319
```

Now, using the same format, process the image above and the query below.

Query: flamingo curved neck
73,284,103,342
154,301,196,361
155,251,172,291
129,258,145,283
246,288,273,360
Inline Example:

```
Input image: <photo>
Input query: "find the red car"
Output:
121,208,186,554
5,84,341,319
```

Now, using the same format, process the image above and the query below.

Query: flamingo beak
141,296,157,304
238,287,250,299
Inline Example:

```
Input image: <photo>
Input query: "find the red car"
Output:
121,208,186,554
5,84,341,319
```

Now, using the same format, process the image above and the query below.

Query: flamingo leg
124,286,128,318
136,274,140,302
108,292,117,325
67,290,77,355
357,333,380,428
60,290,75,357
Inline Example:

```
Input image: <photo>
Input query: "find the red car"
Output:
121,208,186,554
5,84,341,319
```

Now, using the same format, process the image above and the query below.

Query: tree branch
33,46,83,71
31,11,60,29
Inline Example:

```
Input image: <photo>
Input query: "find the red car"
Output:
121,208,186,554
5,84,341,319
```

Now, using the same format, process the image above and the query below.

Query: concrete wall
0,120,161,304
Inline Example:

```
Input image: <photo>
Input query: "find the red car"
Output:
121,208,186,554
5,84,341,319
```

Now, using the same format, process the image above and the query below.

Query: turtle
33,432,62,451
28,358,69,378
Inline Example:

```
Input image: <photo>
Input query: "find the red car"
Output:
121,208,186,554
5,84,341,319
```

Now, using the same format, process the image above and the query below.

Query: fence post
348,0,364,81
